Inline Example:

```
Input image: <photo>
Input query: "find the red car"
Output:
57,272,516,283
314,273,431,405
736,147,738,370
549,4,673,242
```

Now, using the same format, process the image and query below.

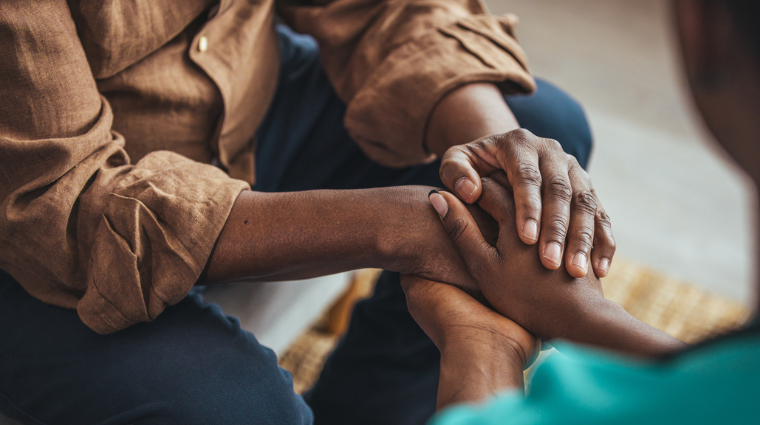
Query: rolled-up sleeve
0,0,248,334
280,0,536,167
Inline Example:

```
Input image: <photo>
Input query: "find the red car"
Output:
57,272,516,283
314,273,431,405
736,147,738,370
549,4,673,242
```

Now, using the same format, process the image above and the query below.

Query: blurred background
484,0,756,305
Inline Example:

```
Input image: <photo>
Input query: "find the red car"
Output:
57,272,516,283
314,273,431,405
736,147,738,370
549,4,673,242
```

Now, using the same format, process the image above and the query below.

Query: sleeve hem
77,156,249,334
344,14,537,167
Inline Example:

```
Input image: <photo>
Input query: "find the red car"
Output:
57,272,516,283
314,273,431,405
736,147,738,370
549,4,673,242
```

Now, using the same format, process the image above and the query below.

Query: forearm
426,83,519,156
202,187,426,283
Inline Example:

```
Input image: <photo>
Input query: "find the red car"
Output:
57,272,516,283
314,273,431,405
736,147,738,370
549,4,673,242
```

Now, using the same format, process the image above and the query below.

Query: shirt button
198,36,208,52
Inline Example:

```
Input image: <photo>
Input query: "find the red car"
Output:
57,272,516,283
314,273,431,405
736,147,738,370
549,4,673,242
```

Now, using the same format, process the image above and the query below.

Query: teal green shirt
432,331,760,425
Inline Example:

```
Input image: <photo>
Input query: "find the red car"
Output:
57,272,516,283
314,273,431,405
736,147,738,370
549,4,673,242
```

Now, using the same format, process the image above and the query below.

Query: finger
497,131,543,246
428,189,499,278
536,140,572,271
590,190,616,277
486,169,512,191
475,178,518,250
563,158,596,278
439,141,499,203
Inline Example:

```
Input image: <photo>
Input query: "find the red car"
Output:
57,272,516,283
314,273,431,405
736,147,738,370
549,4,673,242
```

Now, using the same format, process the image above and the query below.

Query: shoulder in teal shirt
432,328,760,425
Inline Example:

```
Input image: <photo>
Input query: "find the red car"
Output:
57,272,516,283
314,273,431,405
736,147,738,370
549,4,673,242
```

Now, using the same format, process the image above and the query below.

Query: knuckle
439,162,469,187
517,192,542,215
546,177,572,202
439,146,459,164
596,209,612,228
573,190,598,215
490,132,509,145
439,154,464,172
594,210,616,252
438,159,455,180
505,129,536,152
491,248,504,263
439,157,457,171
590,187,602,200
602,230,617,250
543,138,563,151
567,153,580,166
448,217,469,242
546,216,569,240
509,128,533,141
608,238,617,252
515,164,542,188
597,235,617,254
466,139,491,155
573,227,595,251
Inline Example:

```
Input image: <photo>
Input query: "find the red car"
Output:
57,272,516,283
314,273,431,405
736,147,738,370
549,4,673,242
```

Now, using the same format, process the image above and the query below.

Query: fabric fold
0,0,249,334
344,15,536,166
281,0,536,167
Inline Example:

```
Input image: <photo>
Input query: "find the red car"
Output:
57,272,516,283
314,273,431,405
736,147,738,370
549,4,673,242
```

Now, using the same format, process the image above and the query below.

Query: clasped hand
439,128,615,278
403,128,617,370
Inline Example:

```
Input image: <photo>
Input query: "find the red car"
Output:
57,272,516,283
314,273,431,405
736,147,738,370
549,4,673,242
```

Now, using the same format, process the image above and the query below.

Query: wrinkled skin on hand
439,129,616,279
429,175,607,341
380,186,496,295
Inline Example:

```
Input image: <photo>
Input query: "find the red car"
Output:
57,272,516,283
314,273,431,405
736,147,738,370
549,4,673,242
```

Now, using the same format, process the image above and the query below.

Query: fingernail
571,252,588,274
598,258,610,276
455,178,477,202
428,190,448,217
521,220,538,243
542,242,561,266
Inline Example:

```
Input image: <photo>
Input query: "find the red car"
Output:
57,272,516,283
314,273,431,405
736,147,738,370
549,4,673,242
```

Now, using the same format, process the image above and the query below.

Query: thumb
439,145,495,203
428,189,498,276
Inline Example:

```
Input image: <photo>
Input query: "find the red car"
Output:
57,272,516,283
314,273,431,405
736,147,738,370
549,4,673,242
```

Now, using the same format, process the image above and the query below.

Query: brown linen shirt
0,0,535,334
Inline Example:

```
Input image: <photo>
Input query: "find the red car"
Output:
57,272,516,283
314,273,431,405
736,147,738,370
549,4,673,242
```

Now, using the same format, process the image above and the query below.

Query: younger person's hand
401,274,540,408
428,179,686,356
400,274,539,366
428,177,606,341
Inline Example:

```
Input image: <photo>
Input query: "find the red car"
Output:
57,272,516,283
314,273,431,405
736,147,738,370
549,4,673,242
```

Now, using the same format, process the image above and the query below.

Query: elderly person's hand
426,82,614,279
438,129,615,279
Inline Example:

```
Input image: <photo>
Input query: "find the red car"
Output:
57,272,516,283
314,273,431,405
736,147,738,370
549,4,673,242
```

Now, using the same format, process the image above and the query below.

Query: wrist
441,329,532,370
374,186,479,292
374,185,438,273
437,335,525,408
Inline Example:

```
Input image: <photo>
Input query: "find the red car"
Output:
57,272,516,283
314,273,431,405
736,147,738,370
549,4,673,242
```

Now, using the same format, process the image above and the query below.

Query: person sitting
0,1,611,424
403,1,760,423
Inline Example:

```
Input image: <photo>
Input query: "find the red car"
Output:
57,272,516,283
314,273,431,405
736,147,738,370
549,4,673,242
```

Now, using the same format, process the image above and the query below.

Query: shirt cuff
77,152,249,334
344,14,537,168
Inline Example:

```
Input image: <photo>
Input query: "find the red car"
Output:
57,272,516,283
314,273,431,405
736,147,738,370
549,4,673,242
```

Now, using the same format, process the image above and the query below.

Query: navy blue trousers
0,26,591,425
